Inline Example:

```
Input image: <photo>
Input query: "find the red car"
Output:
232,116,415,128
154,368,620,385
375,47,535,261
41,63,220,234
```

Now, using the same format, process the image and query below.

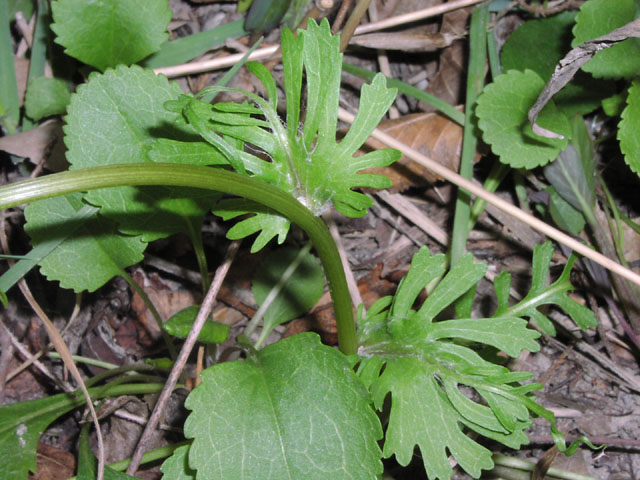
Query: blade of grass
342,61,464,125
449,4,488,266
22,0,50,130
143,20,248,69
0,0,20,134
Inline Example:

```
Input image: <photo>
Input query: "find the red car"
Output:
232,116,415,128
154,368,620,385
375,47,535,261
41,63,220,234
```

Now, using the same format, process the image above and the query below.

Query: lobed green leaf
357,246,543,479
64,65,222,242
175,19,399,251
24,193,146,292
500,11,614,116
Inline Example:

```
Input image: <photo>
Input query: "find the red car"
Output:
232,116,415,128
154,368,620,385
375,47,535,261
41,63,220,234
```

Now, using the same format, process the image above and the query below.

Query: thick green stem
0,164,357,354
449,5,488,266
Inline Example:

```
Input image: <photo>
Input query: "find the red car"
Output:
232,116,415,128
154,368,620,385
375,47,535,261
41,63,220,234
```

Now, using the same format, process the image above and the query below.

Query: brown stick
126,240,241,475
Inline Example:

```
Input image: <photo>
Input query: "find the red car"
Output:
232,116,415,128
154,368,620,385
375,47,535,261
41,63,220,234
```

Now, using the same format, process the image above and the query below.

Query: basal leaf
357,246,542,480
64,65,221,242
24,77,71,121
0,384,159,480
618,79,640,177
572,0,640,79
0,392,85,479
476,69,571,169
185,333,382,479
24,193,146,292
174,19,399,250
500,11,613,116
51,0,171,71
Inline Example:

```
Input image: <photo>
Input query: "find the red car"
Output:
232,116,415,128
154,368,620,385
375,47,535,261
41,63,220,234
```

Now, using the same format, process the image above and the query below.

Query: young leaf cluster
168,19,400,252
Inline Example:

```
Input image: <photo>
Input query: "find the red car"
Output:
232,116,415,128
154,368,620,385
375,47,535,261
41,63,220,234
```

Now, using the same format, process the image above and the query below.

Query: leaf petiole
0,163,357,355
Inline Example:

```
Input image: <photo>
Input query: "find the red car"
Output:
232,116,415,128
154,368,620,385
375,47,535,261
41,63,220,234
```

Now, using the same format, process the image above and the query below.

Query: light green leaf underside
51,0,171,71
572,0,640,79
24,193,146,292
476,69,571,169
618,79,640,177
185,333,383,479
162,305,229,344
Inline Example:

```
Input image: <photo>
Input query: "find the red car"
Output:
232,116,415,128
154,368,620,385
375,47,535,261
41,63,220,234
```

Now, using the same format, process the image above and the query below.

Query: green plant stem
22,0,50,131
513,170,532,214
492,454,598,480
185,218,210,292
47,352,125,371
0,0,19,134
108,441,191,472
449,4,488,266
120,268,178,360
468,161,510,230
83,362,157,388
0,164,357,354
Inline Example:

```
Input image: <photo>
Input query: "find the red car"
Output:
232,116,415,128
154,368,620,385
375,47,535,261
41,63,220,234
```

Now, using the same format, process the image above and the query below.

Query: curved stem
0,164,357,355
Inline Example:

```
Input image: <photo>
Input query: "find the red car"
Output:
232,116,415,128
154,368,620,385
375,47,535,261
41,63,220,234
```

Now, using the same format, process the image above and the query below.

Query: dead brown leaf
364,111,467,191
422,6,472,111
15,57,29,105
29,443,76,480
130,270,198,339
0,120,66,168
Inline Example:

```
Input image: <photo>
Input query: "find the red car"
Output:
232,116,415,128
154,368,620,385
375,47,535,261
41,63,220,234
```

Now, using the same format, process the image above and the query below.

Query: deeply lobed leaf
175,19,400,251
356,247,547,480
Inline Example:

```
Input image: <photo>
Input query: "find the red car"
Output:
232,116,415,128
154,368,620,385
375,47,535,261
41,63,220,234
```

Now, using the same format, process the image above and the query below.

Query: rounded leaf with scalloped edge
476,69,571,169
571,0,640,79
51,0,171,71
618,79,640,178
